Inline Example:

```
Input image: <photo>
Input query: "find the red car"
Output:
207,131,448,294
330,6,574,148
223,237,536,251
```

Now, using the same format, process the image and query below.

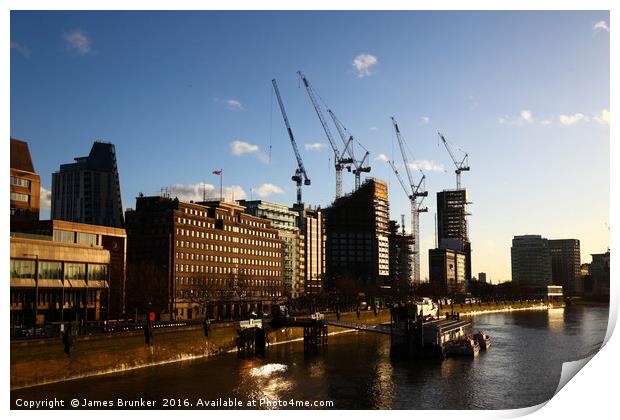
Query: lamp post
23,253,39,327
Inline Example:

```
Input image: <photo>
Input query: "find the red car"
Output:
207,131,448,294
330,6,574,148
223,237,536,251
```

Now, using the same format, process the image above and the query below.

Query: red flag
212,170,222,175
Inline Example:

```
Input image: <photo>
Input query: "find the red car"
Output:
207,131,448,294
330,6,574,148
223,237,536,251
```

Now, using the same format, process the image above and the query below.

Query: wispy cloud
375,153,389,162
593,20,610,32
498,109,537,125
304,143,325,152
369,126,378,131
40,187,51,210
167,182,246,202
407,160,445,172
420,116,430,125
559,113,589,125
226,99,243,111
254,183,284,198
593,109,610,125
352,53,378,77
520,110,534,123
230,140,269,163
10,41,30,58
63,30,91,55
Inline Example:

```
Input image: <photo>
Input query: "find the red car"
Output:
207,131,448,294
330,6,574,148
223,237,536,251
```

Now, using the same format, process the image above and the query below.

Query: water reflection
547,307,565,332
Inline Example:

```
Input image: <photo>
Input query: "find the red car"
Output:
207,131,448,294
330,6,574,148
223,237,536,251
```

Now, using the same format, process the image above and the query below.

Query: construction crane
297,71,353,200
328,109,371,190
272,79,311,206
438,132,470,190
389,116,428,285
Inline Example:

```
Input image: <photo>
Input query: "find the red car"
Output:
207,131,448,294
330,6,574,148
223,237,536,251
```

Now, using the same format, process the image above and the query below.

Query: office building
10,138,41,224
239,199,303,298
324,178,390,297
294,205,326,295
549,239,581,296
436,189,472,281
11,220,127,319
52,141,124,228
511,235,552,287
125,196,284,321
588,251,610,298
388,219,414,297
429,248,467,296
478,272,487,283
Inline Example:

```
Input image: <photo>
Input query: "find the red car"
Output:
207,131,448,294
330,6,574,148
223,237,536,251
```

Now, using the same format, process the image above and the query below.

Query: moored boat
444,336,480,357
473,331,492,350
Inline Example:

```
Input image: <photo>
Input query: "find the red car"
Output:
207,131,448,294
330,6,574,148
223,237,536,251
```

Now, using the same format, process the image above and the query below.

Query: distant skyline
10,11,610,282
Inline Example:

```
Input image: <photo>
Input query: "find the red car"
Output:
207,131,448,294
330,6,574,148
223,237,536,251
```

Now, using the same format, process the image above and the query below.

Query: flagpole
220,168,223,202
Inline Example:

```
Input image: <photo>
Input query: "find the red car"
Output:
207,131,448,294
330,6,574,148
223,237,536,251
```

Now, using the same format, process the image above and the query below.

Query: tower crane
438,132,470,190
328,109,371,191
389,116,428,285
272,79,311,206
297,71,353,200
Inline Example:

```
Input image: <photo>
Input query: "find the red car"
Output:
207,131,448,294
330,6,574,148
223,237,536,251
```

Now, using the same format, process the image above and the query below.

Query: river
11,305,608,410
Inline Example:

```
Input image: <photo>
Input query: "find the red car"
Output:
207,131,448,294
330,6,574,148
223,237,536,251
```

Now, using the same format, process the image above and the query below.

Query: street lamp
23,253,39,327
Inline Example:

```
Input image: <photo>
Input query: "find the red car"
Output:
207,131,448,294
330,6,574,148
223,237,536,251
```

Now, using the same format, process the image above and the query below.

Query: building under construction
388,219,415,298
324,178,390,300
436,189,472,281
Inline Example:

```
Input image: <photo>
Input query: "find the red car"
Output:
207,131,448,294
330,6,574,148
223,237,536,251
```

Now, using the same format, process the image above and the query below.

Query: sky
10,11,610,282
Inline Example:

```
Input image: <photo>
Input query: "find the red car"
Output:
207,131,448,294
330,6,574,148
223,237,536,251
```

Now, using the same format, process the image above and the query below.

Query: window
39,261,62,280
10,259,35,279
77,232,98,246
10,176,31,188
88,264,108,281
10,192,29,202
53,230,76,244
65,263,86,280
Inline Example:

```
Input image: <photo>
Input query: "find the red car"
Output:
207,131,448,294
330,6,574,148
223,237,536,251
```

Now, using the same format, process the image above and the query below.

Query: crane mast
438,132,470,190
272,79,311,206
390,117,428,285
297,71,353,200
328,109,371,190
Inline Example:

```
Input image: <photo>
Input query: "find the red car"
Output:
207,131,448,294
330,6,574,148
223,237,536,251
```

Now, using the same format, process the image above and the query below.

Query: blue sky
10,11,610,281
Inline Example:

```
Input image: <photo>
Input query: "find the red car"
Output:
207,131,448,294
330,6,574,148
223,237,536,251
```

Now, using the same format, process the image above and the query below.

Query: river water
12,305,609,410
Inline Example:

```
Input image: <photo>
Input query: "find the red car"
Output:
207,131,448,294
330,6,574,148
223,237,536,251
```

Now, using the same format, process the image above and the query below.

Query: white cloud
593,20,609,32
420,116,430,125
254,183,284,198
369,126,378,131
540,119,552,126
593,109,610,125
63,30,91,55
226,99,243,111
375,153,389,162
40,187,51,210
352,53,378,77
230,140,259,156
10,41,30,58
304,143,325,152
559,113,589,125
167,182,247,202
520,110,534,123
407,160,445,172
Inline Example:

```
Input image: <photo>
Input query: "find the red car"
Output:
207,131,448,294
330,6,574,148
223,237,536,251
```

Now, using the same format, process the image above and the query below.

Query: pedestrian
144,319,154,346
203,318,210,338
356,308,360,319
62,323,74,356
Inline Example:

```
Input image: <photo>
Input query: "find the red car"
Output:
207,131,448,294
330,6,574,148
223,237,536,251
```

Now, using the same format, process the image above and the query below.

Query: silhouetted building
549,239,581,296
437,189,471,281
125,196,284,321
429,248,467,296
11,220,127,319
239,200,303,298
511,235,551,287
478,272,487,283
10,138,41,224
52,141,124,228
587,251,610,298
324,178,390,298
388,220,414,297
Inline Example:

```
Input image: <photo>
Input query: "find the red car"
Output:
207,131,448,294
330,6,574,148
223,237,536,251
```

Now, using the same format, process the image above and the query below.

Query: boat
415,297,438,319
444,337,480,357
473,331,492,350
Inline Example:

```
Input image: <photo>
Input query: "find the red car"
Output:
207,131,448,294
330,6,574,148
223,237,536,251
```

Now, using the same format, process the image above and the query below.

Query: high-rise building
588,251,610,298
10,138,41,224
388,220,414,298
478,272,487,283
429,248,467,296
436,189,471,281
294,205,326,295
549,239,581,296
511,235,552,287
324,178,390,297
125,196,284,321
238,199,303,298
52,141,124,228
